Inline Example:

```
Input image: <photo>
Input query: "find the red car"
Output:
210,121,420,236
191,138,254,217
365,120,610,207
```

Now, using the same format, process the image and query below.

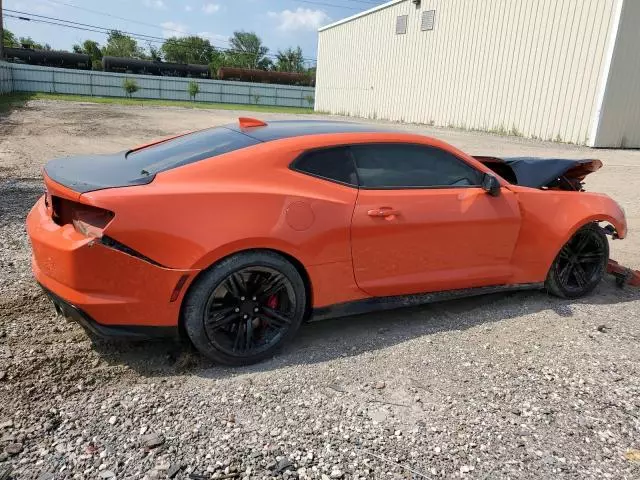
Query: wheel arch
178,247,314,337
544,215,619,277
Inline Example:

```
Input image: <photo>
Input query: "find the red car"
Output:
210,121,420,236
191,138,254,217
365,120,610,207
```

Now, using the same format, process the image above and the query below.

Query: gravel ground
0,100,639,480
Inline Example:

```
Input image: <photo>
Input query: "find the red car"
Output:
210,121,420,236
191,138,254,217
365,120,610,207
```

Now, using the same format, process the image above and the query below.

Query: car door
350,143,522,297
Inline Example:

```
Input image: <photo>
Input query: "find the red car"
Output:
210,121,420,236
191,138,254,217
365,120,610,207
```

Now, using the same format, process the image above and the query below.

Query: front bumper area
42,285,178,339
27,195,199,332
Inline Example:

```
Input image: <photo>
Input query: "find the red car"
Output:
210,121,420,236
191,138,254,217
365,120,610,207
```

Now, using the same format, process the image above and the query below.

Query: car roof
225,119,400,142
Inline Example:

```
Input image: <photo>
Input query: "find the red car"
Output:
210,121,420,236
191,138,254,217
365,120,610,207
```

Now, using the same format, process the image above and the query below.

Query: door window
352,144,482,188
292,147,358,186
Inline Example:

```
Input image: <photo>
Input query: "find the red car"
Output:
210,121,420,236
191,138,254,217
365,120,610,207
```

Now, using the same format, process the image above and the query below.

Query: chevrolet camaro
27,118,627,364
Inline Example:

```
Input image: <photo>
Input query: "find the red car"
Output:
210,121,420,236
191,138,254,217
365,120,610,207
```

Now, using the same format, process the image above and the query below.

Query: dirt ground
0,100,638,479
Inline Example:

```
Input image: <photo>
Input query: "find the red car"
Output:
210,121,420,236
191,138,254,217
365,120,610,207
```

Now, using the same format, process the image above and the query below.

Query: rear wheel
182,251,306,365
545,223,609,299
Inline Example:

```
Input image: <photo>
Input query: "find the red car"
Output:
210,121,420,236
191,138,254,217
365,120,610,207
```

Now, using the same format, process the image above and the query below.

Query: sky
3,0,387,66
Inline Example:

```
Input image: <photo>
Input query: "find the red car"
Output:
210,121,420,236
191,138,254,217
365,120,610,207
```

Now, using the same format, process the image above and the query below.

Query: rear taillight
51,196,114,238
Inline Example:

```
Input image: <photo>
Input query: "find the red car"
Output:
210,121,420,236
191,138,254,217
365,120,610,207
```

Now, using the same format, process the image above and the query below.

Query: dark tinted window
294,147,357,186
126,127,259,175
352,144,482,188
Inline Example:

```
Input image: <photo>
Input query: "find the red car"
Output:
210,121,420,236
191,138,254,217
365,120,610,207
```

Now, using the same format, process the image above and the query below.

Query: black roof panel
226,120,400,142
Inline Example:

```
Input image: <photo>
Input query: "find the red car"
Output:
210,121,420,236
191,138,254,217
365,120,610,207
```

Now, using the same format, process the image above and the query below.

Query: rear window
126,127,259,175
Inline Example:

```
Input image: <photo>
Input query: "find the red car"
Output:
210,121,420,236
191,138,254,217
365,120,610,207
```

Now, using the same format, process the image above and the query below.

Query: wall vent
396,15,408,35
421,10,436,31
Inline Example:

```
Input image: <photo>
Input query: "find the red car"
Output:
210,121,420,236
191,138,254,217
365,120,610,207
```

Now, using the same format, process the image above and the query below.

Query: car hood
474,156,603,188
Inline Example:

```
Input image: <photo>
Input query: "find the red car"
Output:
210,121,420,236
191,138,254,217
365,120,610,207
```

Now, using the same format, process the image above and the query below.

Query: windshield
126,127,260,176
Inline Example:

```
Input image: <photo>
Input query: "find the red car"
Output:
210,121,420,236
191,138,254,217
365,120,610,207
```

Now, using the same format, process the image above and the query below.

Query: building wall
592,0,640,148
316,0,619,145
3,63,315,108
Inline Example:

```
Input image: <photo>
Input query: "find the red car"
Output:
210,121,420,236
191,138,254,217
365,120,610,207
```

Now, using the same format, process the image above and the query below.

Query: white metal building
315,0,640,148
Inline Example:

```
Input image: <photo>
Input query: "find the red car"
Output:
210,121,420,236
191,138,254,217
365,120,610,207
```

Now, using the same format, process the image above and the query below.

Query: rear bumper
41,285,178,339
27,195,199,330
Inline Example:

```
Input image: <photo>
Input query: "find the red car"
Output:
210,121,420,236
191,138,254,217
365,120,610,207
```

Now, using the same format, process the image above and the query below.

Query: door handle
367,207,400,217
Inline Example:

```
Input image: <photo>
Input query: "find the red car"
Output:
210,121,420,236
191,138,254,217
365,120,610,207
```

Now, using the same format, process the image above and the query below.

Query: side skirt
310,283,545,322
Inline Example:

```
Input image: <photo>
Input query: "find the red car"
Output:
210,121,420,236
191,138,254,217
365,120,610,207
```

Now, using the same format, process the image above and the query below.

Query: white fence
0,62,315,108
0,62,13,95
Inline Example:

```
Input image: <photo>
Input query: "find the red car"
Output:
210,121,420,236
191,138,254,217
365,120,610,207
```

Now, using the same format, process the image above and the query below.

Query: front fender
508,188,627,283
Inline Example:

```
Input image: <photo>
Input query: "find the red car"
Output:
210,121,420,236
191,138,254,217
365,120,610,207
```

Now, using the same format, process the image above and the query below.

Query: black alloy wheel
546,223,609,299
204,267,295,357
183,251,306,365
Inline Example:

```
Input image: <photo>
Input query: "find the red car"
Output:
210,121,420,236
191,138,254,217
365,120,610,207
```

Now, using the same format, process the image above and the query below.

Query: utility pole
0,0,4,60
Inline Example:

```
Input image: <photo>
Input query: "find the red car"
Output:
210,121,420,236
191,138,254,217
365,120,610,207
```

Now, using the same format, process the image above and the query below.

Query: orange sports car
27,118,627,364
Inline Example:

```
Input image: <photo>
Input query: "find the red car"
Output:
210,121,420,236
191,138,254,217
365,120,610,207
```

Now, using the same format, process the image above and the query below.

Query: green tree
148,43,162,61
275,46,305,73
73,39,104,70
226,31,271,70
73,40,102,60
3,29,19,48
18,36,50,50
103,31,145,58
122,78,139,98
208,50,227,77
162,36,214,65
188,81,200,101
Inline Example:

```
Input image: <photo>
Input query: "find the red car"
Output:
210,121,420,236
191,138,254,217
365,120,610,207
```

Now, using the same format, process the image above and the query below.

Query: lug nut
252,296,257,301
240,296,245,301
234,308,240,313
243,314,248,319
254,307,259,312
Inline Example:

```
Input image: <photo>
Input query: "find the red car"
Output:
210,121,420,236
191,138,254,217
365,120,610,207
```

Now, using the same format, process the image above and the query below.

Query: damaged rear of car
27,127,262,338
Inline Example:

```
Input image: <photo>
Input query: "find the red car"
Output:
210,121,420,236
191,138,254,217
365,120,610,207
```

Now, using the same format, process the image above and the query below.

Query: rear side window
352,144,482,188
293,147,357,186
126,127,259,175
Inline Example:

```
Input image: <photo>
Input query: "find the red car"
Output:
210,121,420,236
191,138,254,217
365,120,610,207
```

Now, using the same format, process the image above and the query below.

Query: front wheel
545,223,609,299
182,251,306,365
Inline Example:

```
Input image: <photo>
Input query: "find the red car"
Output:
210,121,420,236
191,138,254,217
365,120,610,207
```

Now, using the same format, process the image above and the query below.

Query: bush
122,78,139,98
304,95,314,108
188,81,200,101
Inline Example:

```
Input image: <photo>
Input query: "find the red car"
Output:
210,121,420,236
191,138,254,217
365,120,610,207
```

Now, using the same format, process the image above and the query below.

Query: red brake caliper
266,295,278,309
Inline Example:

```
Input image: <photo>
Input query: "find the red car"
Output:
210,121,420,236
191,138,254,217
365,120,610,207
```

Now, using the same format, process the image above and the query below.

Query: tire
182,251,306,365
545,223,609,299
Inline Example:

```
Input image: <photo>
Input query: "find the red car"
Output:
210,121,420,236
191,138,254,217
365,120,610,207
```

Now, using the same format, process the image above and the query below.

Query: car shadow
89,279,640,378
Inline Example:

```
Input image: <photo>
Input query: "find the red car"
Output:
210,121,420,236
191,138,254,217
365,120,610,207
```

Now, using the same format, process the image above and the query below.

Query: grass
0,92,38,112
0,92,316,114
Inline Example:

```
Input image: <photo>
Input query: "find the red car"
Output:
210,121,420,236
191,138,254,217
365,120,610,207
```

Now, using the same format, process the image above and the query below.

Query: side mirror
482,173,501,197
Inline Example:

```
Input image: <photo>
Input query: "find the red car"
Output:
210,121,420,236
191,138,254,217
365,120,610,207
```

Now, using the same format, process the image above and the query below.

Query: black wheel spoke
209,311,241,330
573,263,588,287
574,234,591,254
261,307,292,327
559,262,573,286
578,251,604,262
258,273,286,299
245,319,253,351
207,305,234,320
559,248,572,260
226,272,245,299
246,272,261,296
232,321,245,353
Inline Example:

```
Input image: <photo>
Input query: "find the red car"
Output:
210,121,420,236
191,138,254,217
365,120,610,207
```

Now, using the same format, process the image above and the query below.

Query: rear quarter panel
80,139,363,306
508,186,627,283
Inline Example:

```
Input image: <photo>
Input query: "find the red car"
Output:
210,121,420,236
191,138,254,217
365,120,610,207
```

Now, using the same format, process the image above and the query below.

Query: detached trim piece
310,283,544,321
100,235,167,268
41,285,178,340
